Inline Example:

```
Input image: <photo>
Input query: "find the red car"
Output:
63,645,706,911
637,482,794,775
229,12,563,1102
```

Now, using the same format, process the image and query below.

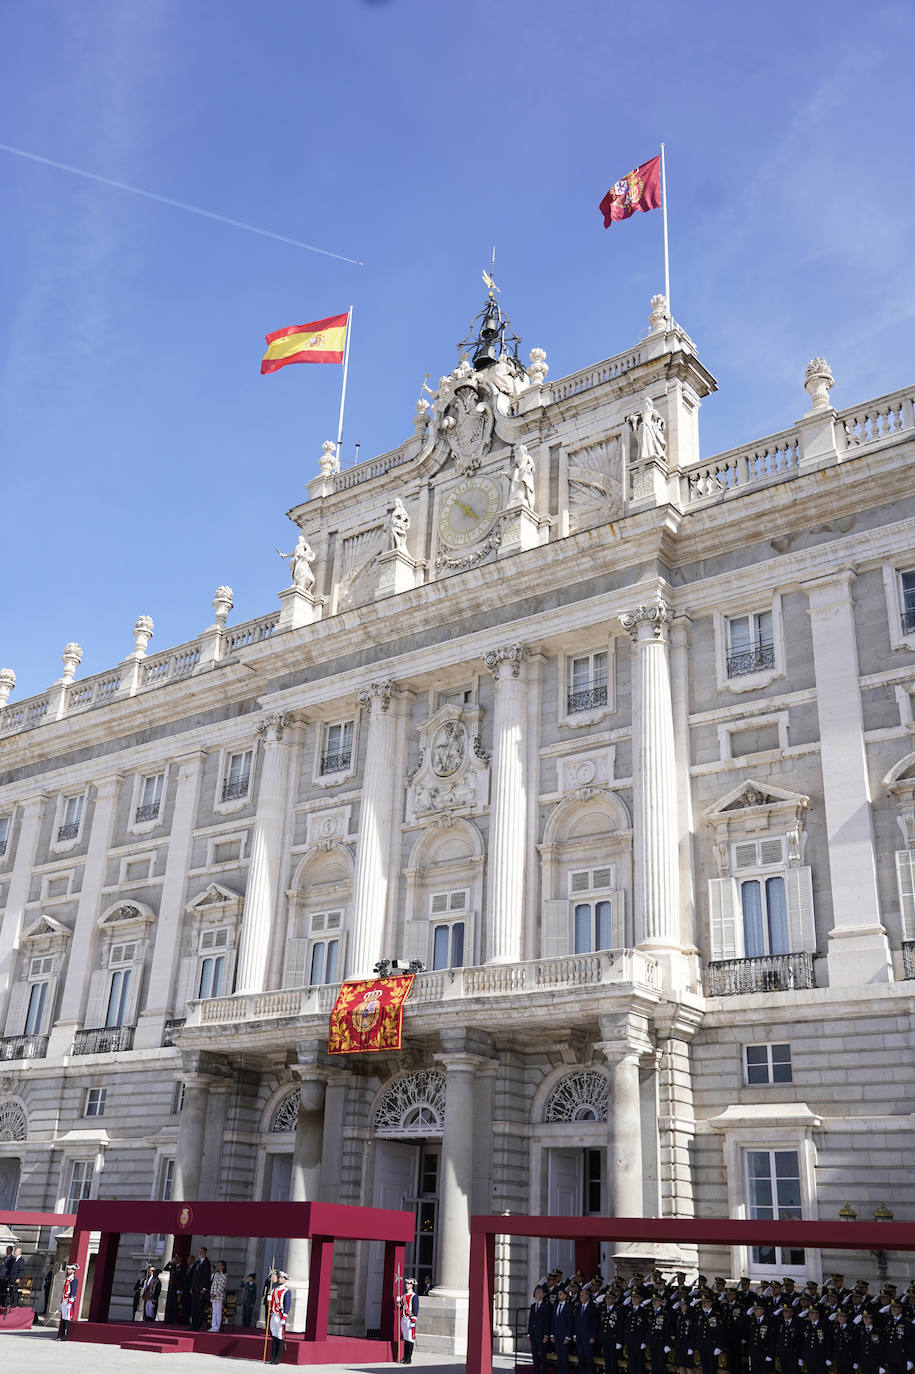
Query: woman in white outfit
209,1261,228,1332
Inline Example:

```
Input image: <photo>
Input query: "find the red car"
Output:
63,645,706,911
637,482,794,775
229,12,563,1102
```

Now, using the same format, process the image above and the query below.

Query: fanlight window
270,1089,300,1134
544,1070,609,1123
373,1071,446,1138
0,1101,27,1142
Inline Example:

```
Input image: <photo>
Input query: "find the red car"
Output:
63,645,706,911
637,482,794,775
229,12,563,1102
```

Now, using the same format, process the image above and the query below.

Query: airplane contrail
0,141,365,266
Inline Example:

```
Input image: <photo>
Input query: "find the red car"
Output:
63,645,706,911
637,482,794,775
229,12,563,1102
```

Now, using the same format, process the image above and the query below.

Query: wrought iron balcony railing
705,952,815,996
0,839,6,856
162,1017,186,1047
726,644,776,677
321,750,352,774
0,1034,48,1061
902,941,915,979
135,801,160,822
73,1025,135,1055
902,609,915,636
567,685,608,714
57,822,81,841
221,778,250,802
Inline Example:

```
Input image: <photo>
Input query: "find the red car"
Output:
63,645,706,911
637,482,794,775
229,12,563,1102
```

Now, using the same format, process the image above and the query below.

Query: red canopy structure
67,1198,414,1364
467,1213,915,1374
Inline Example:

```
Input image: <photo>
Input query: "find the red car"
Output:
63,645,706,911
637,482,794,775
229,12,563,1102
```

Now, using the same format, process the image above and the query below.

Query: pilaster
0,793,47,1008
803,570,892,984
482,644,531,964
235,712,303,995
350,680,406,977
48,773,123,1056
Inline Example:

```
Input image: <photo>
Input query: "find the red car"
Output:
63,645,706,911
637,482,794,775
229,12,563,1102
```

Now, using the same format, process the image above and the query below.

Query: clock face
438,476,501,548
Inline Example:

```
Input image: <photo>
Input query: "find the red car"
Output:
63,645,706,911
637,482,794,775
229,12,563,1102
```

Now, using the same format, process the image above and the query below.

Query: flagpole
335,305,353,466
659,143,670,320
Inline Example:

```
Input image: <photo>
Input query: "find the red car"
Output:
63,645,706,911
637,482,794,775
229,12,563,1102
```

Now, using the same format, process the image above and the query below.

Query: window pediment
23,915,71,943
705,779,809,875
185,883,242,916
97,901,155,931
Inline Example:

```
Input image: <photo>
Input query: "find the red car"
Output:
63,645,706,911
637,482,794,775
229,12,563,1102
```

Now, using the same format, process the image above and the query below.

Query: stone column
350,681,402,977
619,602,680,955
668,617,698,967
482,645,531,964
173,1073,212,1201
598,1042,644,1218
198,1080,231,1198
0,793,47,1007
804,571,892,983
286,1065,328,1328
134,750,207,1050
48,773,123,1057
235,712,301,994
434,1033,491,1297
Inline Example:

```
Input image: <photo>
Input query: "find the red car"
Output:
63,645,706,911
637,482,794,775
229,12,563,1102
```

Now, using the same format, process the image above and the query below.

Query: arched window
543,1071,609,1123
0,1100,27,1142
373,1071,446,1138
270,1089,300,1134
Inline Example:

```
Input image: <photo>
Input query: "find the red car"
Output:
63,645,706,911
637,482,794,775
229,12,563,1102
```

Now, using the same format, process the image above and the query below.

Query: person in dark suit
573,1287,600,1374
552,1285,575,1374
239,1272,258,1328
528,1285,553,1374
187,1246,211,1330
163,1254,186,1324
6,1248,24,1308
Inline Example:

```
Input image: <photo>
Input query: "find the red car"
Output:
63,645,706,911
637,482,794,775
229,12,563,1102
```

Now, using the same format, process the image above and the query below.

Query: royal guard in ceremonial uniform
267,1269,291,1366
399,1277,418,1365
56,1263,79,1342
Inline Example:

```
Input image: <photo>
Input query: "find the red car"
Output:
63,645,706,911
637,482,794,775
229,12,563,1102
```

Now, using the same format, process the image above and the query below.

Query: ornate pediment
23,914,71,942
407,704,490,823
705,778,809,817
185,883,242,915
704,778,810,874
98,900,155,929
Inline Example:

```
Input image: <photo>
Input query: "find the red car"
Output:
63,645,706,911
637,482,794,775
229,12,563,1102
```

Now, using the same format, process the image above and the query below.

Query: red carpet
0,1308,35,1331
70,1320,397,1364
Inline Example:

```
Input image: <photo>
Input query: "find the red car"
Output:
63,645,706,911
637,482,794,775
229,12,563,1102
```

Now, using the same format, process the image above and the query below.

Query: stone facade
1,296,914,1347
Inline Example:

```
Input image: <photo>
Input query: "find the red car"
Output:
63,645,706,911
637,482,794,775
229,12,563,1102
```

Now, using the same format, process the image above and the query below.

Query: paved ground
0,1325,519,1372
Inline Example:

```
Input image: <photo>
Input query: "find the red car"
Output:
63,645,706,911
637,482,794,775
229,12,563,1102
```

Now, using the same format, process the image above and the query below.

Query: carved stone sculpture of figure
432,721,466,776
276,534,316,592
386,497,411,553
628,394,666,462
509,445,535,508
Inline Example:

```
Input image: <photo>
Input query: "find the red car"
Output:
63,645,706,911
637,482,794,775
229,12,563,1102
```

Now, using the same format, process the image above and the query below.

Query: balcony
135,801,160,823
903,941,915,979
0,839,6,856
320,750,352,774
161,1017,185,1047
567,685,608,714
0,1034,48,1061
902,609,915,636
73,1025,135,1055
184,949,661,1029
221,778,250,803
726,644,776,678
57,822,80,842
705,952,815,996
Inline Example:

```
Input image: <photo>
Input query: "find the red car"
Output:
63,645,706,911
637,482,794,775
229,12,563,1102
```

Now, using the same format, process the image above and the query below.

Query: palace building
1,291,914,1349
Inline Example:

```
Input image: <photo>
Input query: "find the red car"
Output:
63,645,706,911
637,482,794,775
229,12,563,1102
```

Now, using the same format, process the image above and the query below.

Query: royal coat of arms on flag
599,155,662,227
328,976,414,1054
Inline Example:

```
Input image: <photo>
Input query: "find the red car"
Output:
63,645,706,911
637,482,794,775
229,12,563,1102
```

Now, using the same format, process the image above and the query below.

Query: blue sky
2,0,914,702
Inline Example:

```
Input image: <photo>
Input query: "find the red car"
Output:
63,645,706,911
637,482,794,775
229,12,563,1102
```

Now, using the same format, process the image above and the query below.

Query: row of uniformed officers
529,1274,915,1374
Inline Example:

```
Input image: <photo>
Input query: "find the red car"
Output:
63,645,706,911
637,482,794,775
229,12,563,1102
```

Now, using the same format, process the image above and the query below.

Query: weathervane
482,245,501,298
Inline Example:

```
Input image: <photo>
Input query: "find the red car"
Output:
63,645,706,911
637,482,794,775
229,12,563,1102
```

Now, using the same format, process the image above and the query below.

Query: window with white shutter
566,868,625,953
428,890,470,971
304,912,346,985
895,850,915,940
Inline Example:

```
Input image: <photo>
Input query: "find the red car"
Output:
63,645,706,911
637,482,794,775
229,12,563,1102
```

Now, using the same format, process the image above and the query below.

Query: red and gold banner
327,976,414,1054
261,311,349,373
599,155,662,227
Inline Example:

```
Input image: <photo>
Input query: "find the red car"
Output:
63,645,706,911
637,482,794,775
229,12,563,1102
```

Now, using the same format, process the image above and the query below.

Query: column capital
356,679,399,713
618,600,672,643
482,643,530,680
256,710,289,744
92,772,125,802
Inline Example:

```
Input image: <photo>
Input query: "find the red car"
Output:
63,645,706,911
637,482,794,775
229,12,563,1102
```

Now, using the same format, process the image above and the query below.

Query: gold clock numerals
439,477,500,548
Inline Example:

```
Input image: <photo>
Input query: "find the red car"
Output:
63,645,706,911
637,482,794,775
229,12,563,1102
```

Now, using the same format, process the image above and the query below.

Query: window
745,1148,805,1272
24,956,54,1036
157,1157,174,1201
744,1044,792,1085
171,1081,185,1114
430,890,467,970
727,612,775,678
136,772,164,823
66,1159,94,1211
321,721,354,775
222,750,252,802
105,941,138,1028
0,815,9,857
84,1088,107,1117
567,652,608,714
734,839,789,957
902,572,915,636
437,687,472,710
281,909,345,988
569,868,622,953
58,794,84,842
197,927,229,1000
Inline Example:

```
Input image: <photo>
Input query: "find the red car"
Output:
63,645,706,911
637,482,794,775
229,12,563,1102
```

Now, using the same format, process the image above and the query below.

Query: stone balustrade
681,428,801,504
545,351,643,404
836,386,915,450
183,948,660,1030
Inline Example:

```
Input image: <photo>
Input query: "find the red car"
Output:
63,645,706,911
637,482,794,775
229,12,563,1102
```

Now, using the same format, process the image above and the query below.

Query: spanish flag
261,311,349,374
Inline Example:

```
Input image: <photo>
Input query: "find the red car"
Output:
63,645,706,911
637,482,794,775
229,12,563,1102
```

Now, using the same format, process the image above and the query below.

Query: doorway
546,1148,605,1278
365,1140,440,1331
